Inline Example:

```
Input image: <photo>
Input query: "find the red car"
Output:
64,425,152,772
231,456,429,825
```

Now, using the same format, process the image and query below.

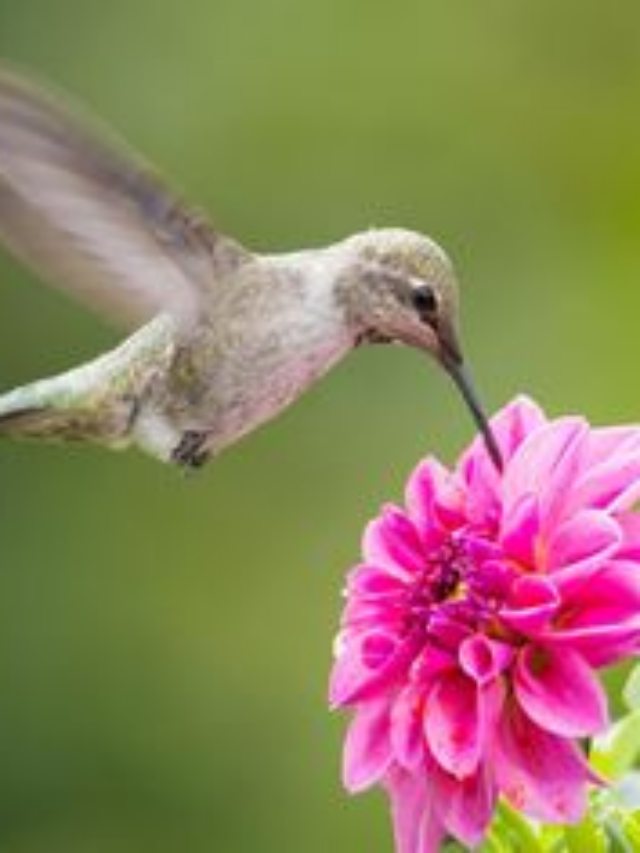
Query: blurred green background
0,1,638,851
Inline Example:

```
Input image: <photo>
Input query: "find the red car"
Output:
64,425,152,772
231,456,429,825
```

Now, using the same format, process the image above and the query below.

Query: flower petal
363,506,424,576
459,634,514,685
424,671,482,778
457,397,547,526
409,645,456,684
515,646,608,737
617,514,640,560
568,454,640,514
330,628,416,707
500,493,541,567
347,564,408,601
586,425,640,465
494,704,592,823
385,768,445,853
405,457,462,537
548,621,640,667
500,575,561,635
502,417,588,530
545,561,640,665
343,700,392,792
434,764,496,848
390,684,426,772
546,510,621,579
342,564,408,630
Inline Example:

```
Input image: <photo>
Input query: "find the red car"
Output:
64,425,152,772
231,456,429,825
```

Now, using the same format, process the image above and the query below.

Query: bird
0,66,502,471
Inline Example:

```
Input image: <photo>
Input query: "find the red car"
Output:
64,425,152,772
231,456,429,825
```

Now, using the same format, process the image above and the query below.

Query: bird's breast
213,323,351,447
165,295,352,454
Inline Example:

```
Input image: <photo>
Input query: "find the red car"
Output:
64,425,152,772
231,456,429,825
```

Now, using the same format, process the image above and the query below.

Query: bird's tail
0,379,134,444
0,317,176,449
0,398,115,442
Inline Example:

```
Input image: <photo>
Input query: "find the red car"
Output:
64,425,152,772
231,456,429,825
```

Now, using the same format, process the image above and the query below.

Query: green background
0,2,638,851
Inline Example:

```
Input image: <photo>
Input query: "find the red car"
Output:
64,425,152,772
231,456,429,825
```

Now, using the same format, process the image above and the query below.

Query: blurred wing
0,66,252,329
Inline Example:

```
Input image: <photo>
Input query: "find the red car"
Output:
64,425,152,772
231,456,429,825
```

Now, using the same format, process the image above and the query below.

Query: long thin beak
445,360,503,472
435,323,503,472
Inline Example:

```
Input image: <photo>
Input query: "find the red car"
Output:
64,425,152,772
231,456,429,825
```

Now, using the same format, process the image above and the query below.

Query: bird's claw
172,430,210,470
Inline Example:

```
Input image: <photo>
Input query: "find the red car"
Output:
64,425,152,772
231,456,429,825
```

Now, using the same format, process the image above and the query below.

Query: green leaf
490,801,543,852
619,810,640,846
623,664,640,712
480,828,512,853
564,811,608,852
602,807,637,853
591,709,640,779
538,824,566,852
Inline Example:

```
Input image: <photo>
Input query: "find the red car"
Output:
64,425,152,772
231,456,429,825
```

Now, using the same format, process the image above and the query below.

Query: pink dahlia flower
330,396,640,852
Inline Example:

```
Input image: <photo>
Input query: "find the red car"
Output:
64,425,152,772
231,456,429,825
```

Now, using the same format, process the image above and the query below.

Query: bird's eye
411,285,437,316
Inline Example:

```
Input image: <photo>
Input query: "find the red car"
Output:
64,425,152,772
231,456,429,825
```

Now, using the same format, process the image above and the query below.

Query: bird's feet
171,430,210,470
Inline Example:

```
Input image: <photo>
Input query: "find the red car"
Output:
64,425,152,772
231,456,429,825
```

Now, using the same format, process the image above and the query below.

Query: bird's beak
435,320,504,472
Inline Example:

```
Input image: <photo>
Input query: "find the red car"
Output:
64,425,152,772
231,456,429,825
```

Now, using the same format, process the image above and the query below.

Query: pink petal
434,764,496,848
385,768,445,853
547,510,620,573
586,425,640,465
405,457,462,537
347,564,408,600
409,645,457,684
427,611,474,649
545,561,640,665
494,703,592,823
460,396,547,478
341,603,397,632
390,684,426,772
459,634,514,685
457,397,547,526
342,565,407,629
568,454,640,514
363,507,424,576
343,700,393,792
329,628,416,707
548,621,640,667
424,671,482,778
492,395,549,457
514,646,608,737
502,417,588,531
617,514,640,560
500,494,540,567
500,575,561,635
561,560,640,616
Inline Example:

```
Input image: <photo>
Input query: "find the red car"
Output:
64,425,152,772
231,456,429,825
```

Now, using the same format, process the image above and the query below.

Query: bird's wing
0,66,252,329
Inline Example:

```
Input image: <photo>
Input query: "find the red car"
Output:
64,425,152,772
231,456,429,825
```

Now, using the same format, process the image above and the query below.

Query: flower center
427,541,468,602
404,533,508,645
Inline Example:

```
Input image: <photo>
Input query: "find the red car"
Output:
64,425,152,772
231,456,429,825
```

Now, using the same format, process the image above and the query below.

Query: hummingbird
0,67,502,471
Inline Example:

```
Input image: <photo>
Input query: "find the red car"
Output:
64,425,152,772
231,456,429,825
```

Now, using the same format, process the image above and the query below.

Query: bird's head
338,228,503,470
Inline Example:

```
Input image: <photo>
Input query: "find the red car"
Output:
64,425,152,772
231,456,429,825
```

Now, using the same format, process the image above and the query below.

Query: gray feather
0,65,252,328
